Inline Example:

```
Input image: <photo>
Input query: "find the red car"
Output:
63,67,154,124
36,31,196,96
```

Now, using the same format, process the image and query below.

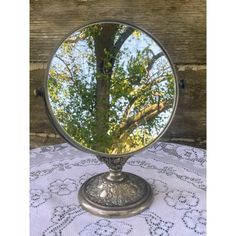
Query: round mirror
45,21,178,157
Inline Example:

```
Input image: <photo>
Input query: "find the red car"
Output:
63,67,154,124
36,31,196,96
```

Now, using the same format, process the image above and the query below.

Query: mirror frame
44,20,179,158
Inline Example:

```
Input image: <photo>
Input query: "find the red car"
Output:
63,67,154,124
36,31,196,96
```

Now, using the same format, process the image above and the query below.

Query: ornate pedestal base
78,172,153,218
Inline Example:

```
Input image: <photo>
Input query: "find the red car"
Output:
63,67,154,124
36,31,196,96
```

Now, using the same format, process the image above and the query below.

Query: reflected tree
48,23,175,154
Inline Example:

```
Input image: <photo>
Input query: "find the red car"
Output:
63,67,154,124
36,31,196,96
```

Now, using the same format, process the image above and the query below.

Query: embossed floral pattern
79,219,132,236
182,209,206,234
48,178,77,195
30,189,51,207
164,190,199,210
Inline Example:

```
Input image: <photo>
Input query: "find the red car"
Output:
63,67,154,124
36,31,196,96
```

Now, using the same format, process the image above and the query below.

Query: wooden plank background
30,0,206,149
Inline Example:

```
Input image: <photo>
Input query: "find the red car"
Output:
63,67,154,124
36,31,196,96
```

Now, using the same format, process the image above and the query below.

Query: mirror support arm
33,87,44,98
97,156,130,181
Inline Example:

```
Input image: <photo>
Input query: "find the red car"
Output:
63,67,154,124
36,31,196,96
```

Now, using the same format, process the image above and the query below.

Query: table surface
30,142,206,236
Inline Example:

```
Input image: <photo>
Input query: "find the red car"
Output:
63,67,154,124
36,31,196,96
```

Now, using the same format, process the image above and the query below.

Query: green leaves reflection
48,23,175,154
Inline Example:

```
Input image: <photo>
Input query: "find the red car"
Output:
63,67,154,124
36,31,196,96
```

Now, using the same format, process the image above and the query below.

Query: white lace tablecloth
30,142,206,236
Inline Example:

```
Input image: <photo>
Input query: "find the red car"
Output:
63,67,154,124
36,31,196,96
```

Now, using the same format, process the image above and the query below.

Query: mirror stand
44,21,178,218
78,156,153,218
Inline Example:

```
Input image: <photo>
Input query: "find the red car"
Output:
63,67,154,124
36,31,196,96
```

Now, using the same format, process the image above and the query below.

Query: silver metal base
78,172,153,218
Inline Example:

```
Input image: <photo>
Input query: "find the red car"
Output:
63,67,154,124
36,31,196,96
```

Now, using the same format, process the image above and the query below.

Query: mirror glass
46,22,177,155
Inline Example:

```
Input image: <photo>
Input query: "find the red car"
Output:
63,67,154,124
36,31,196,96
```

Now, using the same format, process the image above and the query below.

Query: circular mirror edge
43,19,179,158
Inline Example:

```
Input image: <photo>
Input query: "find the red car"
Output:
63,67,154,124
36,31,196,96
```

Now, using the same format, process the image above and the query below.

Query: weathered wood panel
30,134,64,149
30,0,206,149
30,0,206,64
160,68,206,148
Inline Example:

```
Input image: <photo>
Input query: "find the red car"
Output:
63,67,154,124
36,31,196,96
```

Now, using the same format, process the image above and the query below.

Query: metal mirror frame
44,20,179,158
43,20,179,218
